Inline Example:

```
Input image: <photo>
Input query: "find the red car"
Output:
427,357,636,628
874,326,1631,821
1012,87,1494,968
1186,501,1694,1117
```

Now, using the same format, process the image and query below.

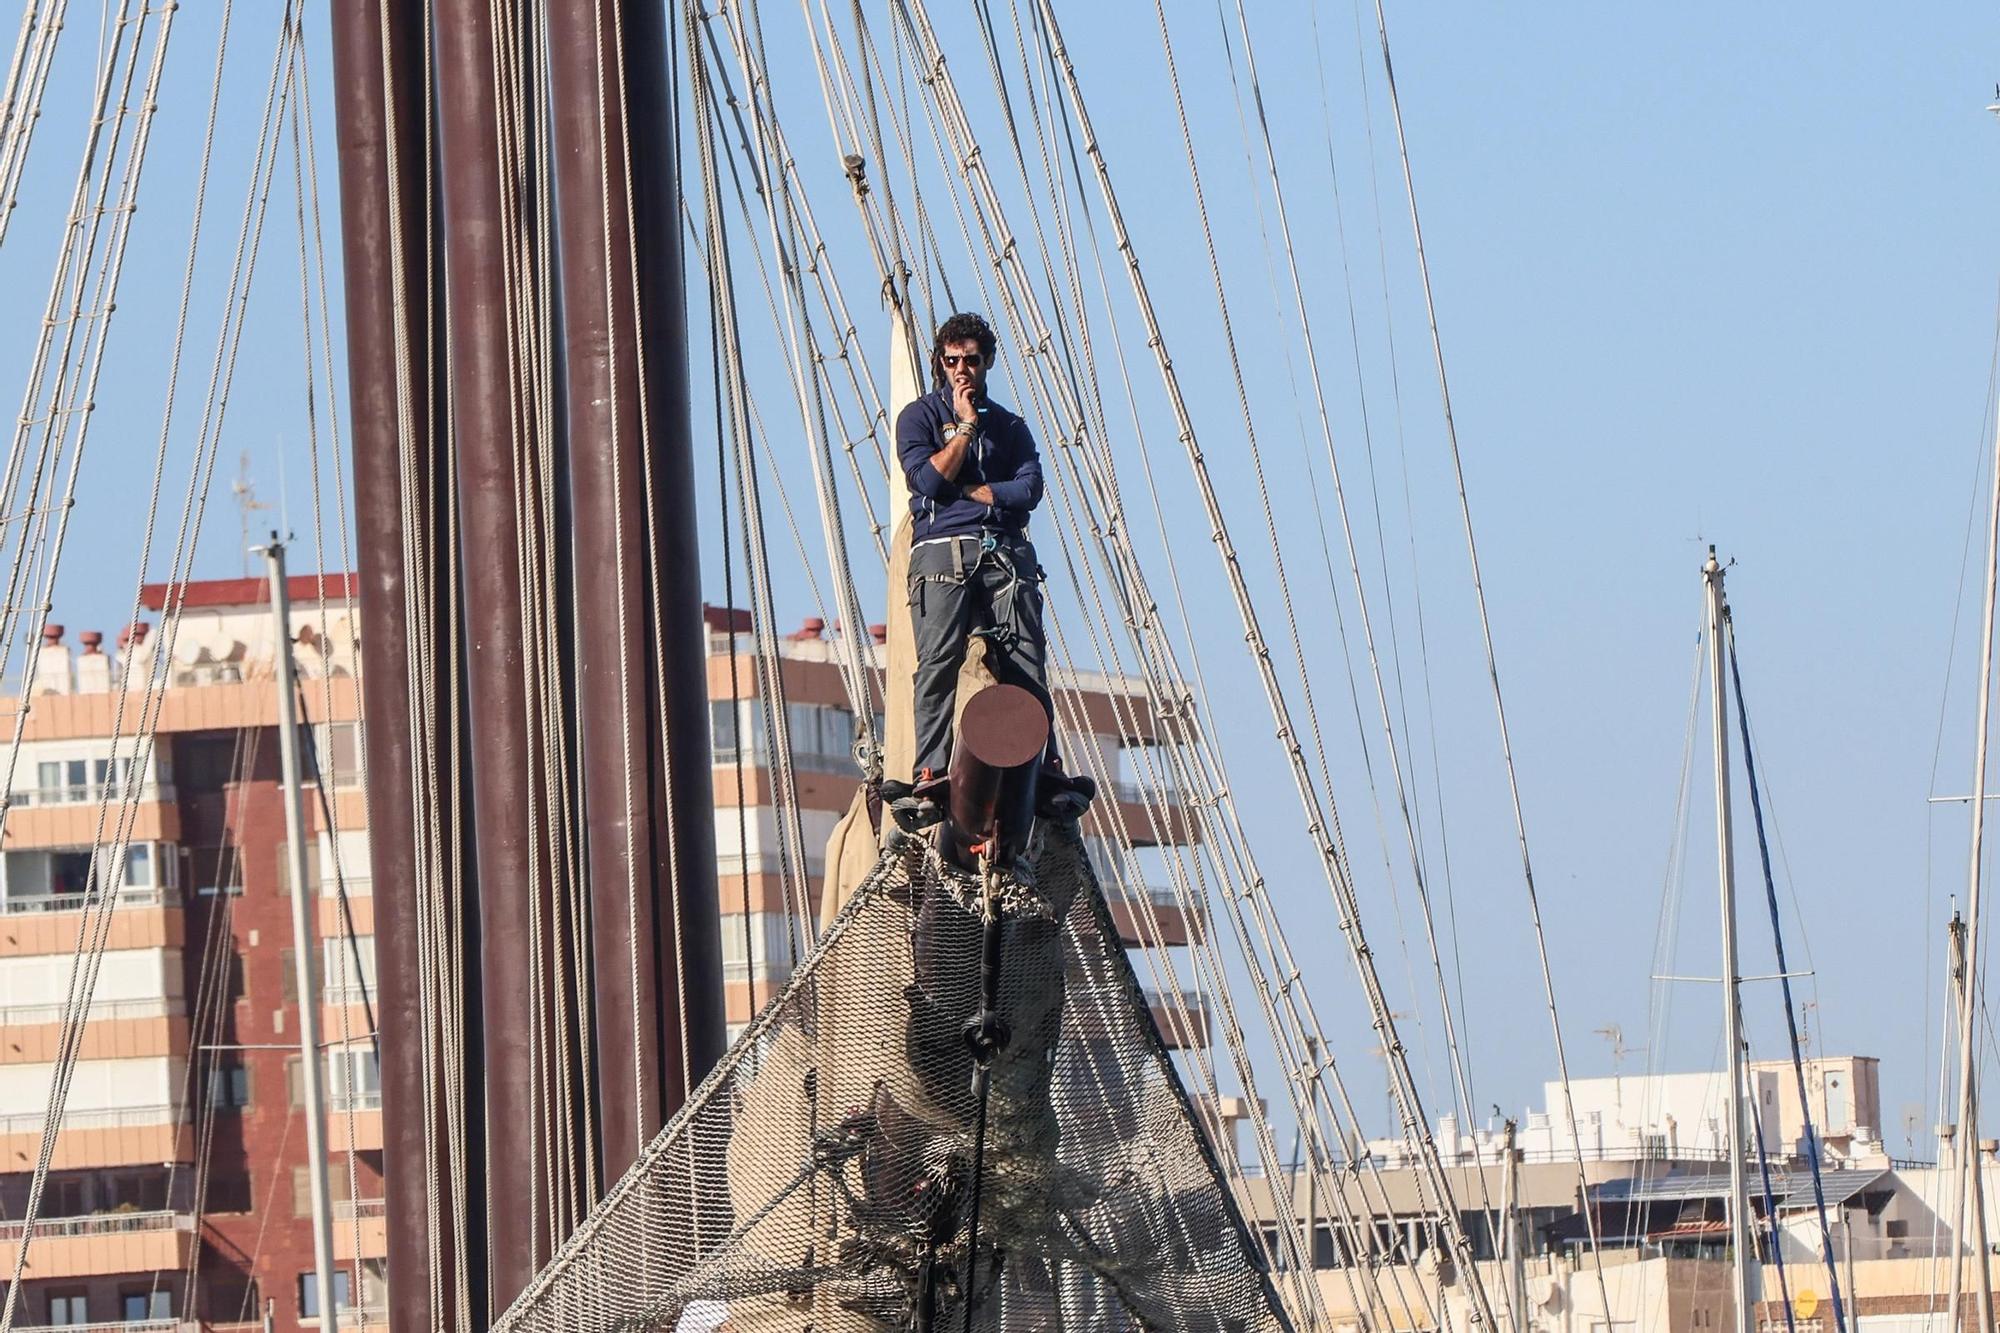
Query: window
719,913,794,983
329,1048,381,1111
208,1061,251,1110
125,843,152,887
276,843,322,896
293,1164,354,1218
204,1172,252,1215
189,846,243,897
323,936,378,1005
202,1275,260,1324
224,951,246,1002
46,1291,87,1325
121,1290,170,1321
323,722,363,785
298,1269,353,1319
46,1176,86,1217
710,699,738,751
105,1173,168,1212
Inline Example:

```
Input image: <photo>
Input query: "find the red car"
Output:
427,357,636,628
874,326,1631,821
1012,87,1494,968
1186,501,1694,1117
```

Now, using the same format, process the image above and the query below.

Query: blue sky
3,1,1999,1155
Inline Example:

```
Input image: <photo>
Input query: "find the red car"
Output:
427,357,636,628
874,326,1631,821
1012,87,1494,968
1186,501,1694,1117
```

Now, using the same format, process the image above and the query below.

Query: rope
1366,0,1616,1310
1728,622,1850,1333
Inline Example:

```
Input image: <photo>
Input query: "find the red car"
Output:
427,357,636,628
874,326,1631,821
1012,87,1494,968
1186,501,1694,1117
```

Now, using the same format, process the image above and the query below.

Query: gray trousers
908,533,1056,780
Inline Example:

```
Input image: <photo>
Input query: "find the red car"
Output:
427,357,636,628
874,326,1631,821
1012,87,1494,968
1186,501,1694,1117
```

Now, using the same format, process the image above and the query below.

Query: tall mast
1952,353,2000,1333
263,538,340,1333
1705,548,1755,1333
327,1,470,1324
544,0,725,1188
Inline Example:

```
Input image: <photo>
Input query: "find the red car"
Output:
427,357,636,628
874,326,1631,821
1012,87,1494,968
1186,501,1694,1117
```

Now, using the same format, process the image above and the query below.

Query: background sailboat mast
1950,379,2000,1333
1705,548,1755,1333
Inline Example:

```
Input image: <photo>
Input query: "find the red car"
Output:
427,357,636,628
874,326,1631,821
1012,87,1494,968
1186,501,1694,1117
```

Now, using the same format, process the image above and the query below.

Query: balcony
0,886,173,916
1143,987,1211,1050
328,1095,383,1153
0,996,176,1026
333,1198,388,1261
0,1208,194,1278
7,782,175,809
14,1322,184,1333
1104,882,1204,948
0,1104,187,1170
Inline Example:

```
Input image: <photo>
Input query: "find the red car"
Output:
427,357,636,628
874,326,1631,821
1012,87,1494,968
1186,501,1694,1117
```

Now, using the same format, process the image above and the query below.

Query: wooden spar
327,5,479,1328
944,684,1047,869
545,0,726,1187
434,0,551,1307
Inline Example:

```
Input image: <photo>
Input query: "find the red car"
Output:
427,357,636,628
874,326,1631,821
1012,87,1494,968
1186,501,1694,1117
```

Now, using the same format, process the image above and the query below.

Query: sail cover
493,821,1290,1332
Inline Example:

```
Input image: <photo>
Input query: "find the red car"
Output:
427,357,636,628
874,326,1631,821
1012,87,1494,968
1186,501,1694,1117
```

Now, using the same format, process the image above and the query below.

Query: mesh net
493,819,1290,1333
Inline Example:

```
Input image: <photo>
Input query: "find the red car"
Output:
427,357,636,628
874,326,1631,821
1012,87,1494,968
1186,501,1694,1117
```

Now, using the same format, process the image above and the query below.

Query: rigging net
493,822,1288,1333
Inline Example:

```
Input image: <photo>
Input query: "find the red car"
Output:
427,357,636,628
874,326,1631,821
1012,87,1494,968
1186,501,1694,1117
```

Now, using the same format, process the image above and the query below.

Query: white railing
720,959,794,984
1111,882,1188,911
1142,987,1210,1013
7,782,174,809
710,746,858,776
13,1321,183,1333
0,1209,189,1242
0,886,172,916
331,1090,383,1113
0,997,177,1026
1108,778,1184,806
319,876,374,899
0,1103,174,1136
333,1198,387,1221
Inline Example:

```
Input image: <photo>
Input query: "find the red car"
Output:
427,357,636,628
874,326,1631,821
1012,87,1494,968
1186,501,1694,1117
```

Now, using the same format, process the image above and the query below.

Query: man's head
931,311,998,398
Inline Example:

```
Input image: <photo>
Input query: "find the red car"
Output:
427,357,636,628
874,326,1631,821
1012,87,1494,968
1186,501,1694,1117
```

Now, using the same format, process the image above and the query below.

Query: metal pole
1505,1118,1527,1333
544,0,726,1185
1953,909,1997,1333
264,537,339,1333
327,1,463,1325
1705,548,1755,1333
1954,380,2000,1333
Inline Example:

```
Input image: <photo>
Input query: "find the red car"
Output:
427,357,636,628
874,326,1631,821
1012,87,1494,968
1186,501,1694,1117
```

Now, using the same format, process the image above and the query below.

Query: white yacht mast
1705,548,1756,1333
1949,368,2000,1333
261,536,340,1330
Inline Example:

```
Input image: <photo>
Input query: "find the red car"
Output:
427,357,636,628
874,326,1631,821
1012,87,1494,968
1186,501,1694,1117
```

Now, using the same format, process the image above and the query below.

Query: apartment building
0,581,1211,1331
0,578,382,1332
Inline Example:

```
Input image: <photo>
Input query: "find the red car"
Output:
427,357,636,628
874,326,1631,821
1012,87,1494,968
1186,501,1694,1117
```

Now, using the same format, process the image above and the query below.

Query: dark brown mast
433,0,551,1308
546,0,726,1186
328,5,481,1330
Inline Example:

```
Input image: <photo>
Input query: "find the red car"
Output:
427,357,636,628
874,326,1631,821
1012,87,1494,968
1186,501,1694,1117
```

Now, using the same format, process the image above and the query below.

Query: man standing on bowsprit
882,312,1092,829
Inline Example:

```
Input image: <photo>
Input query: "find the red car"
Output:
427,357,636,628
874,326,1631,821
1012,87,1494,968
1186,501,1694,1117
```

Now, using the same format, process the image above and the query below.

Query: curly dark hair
930,312,999,391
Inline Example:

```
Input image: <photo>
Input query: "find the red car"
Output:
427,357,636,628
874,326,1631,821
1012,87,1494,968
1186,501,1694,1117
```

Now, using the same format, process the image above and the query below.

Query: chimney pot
868,623,888,644
118,621,150,649
41,623,62,643
79,631,103,654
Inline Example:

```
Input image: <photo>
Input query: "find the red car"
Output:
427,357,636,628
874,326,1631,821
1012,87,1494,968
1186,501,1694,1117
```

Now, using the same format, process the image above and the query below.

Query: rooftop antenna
231,452,271,578
1593,1023,1645,1112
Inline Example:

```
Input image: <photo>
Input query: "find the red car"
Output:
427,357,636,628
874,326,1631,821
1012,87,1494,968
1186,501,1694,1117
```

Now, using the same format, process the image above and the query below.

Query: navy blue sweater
896,389,1044,543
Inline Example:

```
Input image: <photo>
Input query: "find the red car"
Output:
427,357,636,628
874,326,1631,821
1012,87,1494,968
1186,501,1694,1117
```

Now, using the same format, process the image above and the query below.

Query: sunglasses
940,353,984,369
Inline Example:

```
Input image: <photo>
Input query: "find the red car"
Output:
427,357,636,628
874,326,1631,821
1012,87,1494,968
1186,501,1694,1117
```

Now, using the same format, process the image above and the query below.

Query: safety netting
492,819,1290,1332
